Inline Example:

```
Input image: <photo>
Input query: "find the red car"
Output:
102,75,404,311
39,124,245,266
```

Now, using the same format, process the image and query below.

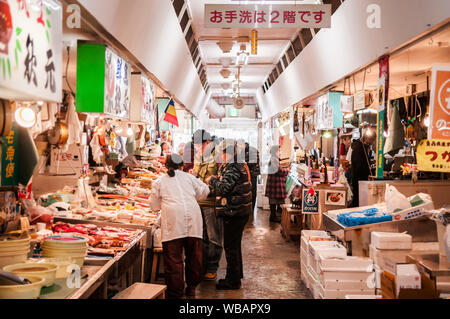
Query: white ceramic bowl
0,275,44,299
0,251,30,268
3,263,57,287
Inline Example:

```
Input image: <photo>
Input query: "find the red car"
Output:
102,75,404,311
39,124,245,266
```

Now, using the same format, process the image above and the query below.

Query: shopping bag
286,175,294,194
384,184,411,214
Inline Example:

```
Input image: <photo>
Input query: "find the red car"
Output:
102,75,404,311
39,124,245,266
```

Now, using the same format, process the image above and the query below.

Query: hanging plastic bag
385,184,411,214
65,95,82,145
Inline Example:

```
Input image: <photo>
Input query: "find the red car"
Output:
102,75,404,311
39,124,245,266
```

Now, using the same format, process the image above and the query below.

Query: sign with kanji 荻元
302,188,319,214
417,139,450,173
0,0,62,102
428,65,450,140
205,4,331,29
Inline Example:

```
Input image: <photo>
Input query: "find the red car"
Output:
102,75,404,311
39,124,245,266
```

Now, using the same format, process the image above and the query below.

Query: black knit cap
192,129,213,145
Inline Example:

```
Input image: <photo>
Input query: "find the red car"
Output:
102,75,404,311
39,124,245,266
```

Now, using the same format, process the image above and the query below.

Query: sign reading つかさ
0,0,62,102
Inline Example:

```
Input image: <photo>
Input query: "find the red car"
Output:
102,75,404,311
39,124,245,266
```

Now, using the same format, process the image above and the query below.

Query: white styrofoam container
374,264,382,289
306,266,319,290
318,283,375,299
312,280,322,299
300,235,332,252
411,242,440,252
322,280,372,291
320,270,374,285
318,254,373,271
345,295,382,299
371,232,412,250
308,241,347,271
369,244,411,266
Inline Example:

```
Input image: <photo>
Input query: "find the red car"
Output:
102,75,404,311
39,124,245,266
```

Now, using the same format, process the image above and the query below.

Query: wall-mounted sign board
205,4,331,29
0,0,62,102
130,74,155,126
417,139,450,173
76,42,130,119
428,65,450,140
316,92,343,130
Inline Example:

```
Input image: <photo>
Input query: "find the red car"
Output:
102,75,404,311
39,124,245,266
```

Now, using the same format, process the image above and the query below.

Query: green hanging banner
376,56,389,179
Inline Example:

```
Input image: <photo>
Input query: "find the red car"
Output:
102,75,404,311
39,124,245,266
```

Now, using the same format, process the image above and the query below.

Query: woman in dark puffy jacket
206,139,252,290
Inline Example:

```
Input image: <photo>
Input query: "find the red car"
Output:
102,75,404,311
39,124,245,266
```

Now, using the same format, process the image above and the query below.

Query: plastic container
0,275,44,299
0,251,30,268
4,263,57,287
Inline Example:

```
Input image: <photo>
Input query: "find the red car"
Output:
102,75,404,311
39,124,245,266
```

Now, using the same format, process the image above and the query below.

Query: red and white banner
205,4,331,29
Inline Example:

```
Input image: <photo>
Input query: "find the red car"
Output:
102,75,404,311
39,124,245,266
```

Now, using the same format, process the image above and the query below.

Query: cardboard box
381,272,438,299
371,232,412,250
396,264,421,295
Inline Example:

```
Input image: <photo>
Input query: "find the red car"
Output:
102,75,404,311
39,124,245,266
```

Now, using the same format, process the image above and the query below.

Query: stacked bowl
0,237,30,268
41,236,88,268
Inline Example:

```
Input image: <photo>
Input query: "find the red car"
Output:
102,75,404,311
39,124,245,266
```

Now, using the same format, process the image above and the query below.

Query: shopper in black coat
207,139,252,290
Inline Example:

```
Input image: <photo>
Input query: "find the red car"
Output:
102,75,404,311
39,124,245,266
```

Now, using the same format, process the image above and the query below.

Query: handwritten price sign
417,139,450,173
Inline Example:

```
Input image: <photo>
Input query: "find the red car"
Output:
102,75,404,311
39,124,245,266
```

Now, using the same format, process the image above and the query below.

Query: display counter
54,217,155,282
323,214,438,256
359,180,450,208
39,230,146,299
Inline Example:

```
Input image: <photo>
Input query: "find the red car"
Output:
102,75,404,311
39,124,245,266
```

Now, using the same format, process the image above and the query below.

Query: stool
150,247,164,283
280,205,303,242
112,283,167,299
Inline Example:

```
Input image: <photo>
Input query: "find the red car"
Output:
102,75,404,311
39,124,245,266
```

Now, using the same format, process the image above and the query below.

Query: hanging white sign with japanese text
0,0,62,102
204,4,331,29
104,47,131,119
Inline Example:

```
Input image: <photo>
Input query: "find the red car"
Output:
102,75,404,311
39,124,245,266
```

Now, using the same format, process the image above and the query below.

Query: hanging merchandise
65,94,82,145
384,101,405,156
340,77,354,113
293,107,299,133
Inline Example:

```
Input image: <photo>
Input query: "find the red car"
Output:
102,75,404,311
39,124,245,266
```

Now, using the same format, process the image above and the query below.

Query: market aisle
194,209,312,299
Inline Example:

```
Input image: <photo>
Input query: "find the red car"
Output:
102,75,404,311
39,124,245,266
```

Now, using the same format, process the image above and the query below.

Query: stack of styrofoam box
300,230,331,286
308,241,347,298
316,254,375,299
369,232,413,267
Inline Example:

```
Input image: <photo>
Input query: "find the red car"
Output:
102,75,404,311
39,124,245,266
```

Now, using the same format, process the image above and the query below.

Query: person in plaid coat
265,145,289,223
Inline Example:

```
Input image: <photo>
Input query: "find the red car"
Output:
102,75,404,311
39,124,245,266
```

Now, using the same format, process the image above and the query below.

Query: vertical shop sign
376,56,389,179
0,0,62,102
251,30,257,55
1,123,19,186
428,65,450,140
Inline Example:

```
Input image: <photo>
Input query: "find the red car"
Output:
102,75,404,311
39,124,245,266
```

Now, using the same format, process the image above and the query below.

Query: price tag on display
416,139,450,173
